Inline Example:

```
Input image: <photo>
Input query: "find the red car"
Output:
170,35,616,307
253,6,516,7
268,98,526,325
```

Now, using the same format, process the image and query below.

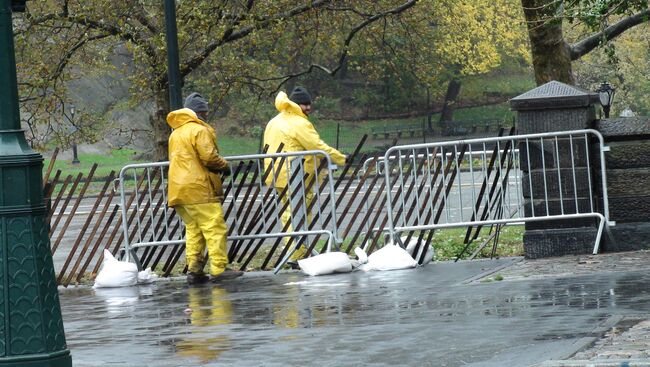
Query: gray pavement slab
60,257,650,366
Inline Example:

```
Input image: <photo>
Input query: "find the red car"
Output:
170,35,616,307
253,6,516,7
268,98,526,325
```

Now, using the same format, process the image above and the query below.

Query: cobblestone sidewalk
481,250,650,366
481,250,650,282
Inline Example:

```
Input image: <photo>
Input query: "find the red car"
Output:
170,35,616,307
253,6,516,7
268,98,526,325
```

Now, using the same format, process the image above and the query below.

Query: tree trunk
439,77,462,129
521,0,575,85
152,88,171,161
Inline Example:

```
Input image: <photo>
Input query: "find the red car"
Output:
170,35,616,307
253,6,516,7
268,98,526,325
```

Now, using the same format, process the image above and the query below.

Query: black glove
220,165,232,177
209,165,231,177
344,153,352,165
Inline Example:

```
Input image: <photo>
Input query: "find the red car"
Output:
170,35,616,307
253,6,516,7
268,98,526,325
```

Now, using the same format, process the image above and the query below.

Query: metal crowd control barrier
359,149,520,238
382,129,612,255
117,150,340,274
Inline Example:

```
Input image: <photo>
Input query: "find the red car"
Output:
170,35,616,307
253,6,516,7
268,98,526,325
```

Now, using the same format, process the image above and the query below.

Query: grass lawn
44,149,143,180
432,225,524,260
463,69,536,101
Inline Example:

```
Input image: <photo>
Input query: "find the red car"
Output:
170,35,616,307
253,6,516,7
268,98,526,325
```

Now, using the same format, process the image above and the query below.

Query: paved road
60,257,650,366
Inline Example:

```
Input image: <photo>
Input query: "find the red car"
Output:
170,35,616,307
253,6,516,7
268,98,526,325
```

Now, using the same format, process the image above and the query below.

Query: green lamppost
164,0,182,109
0,1,72,366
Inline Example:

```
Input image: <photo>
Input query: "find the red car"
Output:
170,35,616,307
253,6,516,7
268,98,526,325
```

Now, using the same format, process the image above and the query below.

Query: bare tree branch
26,8,160,64
66,15,157,59
132,4,160,35
52,32,112,88
171,0,417,93
176,0,334,80
267,0,418,92
570,8,650,60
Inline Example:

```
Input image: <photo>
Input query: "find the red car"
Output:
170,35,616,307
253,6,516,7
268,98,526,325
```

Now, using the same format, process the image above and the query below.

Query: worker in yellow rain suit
263,87,347,267
167,92,243,284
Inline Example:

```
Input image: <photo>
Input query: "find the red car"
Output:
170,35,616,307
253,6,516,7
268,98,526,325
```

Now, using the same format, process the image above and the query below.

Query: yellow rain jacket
263,91,346,188
167,108,229,207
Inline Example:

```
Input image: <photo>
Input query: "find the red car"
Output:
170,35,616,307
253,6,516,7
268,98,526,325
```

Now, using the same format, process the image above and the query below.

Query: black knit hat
289,86,312,105
184,92,209,113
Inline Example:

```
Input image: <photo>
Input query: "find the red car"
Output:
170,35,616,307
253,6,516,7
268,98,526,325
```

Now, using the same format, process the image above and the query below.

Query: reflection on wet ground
60,258,650,366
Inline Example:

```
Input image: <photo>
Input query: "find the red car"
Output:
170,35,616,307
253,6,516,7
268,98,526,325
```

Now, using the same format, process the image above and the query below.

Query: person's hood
274,91,306,118
167,108,201,129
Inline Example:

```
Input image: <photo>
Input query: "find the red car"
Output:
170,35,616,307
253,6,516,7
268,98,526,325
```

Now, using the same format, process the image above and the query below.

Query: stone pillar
510,81,601,258
596,117,650,251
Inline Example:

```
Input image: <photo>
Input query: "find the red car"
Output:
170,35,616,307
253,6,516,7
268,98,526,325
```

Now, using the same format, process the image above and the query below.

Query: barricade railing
359,149,520,237
117,150,340,273
382,129,612,256
362,149,519,176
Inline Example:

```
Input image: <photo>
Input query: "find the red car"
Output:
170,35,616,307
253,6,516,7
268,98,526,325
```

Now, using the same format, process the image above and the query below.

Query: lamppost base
0,149,72,367
71,143,80,164
0,350,71,367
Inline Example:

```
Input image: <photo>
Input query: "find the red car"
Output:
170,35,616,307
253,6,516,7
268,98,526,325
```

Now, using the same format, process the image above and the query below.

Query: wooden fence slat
76,204,120,283
42,147,59,186
49,174,78,236
52,164,98,254
59,171,115,285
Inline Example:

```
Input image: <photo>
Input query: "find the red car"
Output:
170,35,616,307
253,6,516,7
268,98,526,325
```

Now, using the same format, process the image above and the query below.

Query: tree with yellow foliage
345,0,529,126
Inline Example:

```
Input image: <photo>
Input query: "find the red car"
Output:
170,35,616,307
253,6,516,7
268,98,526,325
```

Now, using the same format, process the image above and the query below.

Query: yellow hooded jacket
263,91,346,188
167,108,229,207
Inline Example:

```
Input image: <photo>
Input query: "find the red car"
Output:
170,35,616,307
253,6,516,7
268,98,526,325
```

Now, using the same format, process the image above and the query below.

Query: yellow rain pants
278,189,314,261
175,202,228,276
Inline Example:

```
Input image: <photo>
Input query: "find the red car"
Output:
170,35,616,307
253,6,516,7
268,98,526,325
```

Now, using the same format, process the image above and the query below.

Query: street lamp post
69,105,80,164
596,82,616,118
164,0,182,110
0,1,72,366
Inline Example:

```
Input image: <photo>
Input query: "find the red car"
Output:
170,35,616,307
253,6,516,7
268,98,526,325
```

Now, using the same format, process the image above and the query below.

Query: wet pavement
60,254,650,366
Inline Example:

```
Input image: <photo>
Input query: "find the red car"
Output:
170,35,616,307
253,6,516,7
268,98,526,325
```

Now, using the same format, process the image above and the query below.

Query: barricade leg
278,189,317,261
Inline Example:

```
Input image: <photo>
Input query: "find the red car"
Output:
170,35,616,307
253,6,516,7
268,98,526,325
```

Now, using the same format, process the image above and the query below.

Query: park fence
44,128,612,286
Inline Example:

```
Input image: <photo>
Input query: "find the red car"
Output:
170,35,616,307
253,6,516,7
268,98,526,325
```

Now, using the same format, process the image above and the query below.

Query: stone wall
596,117,650,252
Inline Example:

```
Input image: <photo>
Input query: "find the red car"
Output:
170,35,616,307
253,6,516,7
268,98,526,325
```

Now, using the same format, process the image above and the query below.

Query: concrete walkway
59,251,650,366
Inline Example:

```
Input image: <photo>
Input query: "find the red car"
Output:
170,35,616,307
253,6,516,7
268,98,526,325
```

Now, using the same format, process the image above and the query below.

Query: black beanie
289,86,312,105
184,92,209,113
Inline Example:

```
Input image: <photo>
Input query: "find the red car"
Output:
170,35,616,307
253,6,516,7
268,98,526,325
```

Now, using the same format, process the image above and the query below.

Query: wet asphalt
59,258,650,366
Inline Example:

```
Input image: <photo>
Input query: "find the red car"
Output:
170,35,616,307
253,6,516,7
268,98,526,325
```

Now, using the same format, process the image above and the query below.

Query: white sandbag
361,244,417,272
354,247,368,264
93,250,138,288
403,236,434,265
137,268,159,284
298,252,353,276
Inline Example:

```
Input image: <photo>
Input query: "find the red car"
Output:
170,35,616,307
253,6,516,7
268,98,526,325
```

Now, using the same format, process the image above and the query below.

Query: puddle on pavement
61,270,650,325
59,268,650,366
